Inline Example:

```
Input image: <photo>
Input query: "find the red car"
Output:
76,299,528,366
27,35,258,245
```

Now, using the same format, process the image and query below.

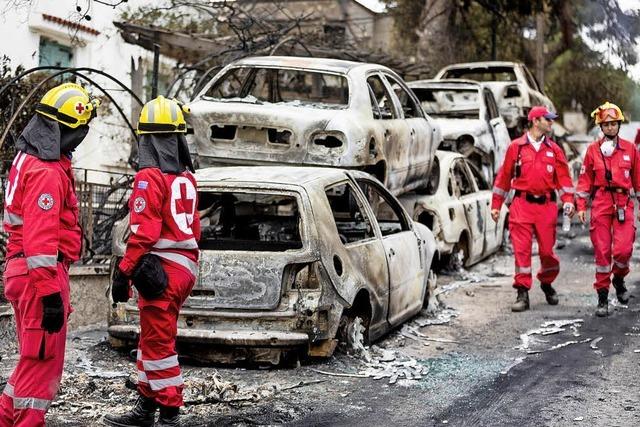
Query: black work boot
156,405,180,427
612,276,630,304
541,283,559,305
595,289,609,317
103,395,157,426
511,288,530,312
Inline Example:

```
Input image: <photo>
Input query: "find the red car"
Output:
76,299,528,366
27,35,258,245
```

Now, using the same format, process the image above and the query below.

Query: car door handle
384,129,391,139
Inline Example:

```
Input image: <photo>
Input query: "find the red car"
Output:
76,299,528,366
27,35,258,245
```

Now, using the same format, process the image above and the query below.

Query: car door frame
483,87,510,171
349,174,426,326
450,158,485,264
317,178,391,340
379,71,434,188
365,71,409,193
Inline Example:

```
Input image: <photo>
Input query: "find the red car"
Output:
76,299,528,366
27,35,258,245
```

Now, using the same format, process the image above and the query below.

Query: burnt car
186,56,441,195
108,166,437,364
399,151,508,270
434,61,555,136
408,79,511,182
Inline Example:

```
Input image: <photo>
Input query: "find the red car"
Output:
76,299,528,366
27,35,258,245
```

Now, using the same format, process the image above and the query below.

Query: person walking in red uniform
576,102,639,317
491,106,575,312
0,83,99,427
104,96,199,427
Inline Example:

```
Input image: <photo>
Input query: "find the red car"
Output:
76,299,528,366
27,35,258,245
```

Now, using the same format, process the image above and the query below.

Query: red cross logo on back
75,102,85,114
175,183,194,215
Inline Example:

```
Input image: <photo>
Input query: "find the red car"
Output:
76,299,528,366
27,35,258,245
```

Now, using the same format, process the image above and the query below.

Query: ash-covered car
108,166,437,364
399,151,508,270
186,56,441,195
434,61,555,136
408,79,511,182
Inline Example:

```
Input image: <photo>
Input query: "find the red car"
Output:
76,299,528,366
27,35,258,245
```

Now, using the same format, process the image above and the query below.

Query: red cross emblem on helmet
75,102,85,114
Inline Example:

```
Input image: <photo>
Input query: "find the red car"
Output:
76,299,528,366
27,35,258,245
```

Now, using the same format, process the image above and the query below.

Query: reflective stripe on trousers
2,383,50,411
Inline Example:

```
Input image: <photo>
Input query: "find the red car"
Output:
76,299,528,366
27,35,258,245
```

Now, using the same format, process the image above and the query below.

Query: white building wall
0,0,169,182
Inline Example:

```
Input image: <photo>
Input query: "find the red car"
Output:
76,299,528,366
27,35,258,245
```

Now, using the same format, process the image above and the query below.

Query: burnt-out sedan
399,151,508,270
108,166,437,364
186,56,441,195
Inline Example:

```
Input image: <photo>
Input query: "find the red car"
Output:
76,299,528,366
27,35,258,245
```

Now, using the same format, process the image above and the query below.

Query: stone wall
0,264,110,349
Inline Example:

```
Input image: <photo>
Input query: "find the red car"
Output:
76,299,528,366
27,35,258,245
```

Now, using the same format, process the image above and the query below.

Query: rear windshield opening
443,67,517,82
198,192,303,251
412,88,480,119
203,66,349,107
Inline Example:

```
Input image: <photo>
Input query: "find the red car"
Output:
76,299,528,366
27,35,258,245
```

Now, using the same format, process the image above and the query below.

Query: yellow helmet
36,83,100,128
137,96,189,134
591,101,625,124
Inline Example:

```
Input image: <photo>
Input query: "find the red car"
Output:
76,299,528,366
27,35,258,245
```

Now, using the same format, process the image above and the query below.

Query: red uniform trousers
508,196,560,289
0,258,70,427
136,261,195,408
589,190,635,290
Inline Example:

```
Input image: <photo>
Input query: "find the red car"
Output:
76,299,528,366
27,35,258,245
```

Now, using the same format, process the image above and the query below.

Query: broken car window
453,161,476,196
325,183,375,244
385,75,423,119
197,191,303,251
468,162,489,190
442,66,517,82
204,66,349,107
357,180,408,236
412,88,480,119
367,75,396,120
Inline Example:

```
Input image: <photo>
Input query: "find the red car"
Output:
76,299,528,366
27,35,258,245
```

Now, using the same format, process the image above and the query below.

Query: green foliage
546,45,640,121
0,56,59,168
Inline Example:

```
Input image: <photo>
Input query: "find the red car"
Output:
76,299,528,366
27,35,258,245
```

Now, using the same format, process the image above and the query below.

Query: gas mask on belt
600,139,615,157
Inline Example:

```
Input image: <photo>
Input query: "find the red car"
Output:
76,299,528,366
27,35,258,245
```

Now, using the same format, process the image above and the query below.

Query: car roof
229,56,375,74
409,79,481,89
440,61,520,70
195,166,350,187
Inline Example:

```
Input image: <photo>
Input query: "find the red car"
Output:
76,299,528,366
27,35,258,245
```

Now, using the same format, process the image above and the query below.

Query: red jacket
491,134,574,210
119,168,200,278
3,151,81,297
575,137,640,211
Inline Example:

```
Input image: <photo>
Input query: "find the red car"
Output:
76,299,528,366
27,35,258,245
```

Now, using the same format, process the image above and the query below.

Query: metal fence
0,168,134,264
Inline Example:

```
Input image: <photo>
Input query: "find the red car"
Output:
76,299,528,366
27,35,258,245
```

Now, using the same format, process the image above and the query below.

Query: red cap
528,106,558,121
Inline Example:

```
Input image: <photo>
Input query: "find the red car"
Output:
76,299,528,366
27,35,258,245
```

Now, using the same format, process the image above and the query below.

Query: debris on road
516,319,585,351
590,337,603,350
500,357,526,375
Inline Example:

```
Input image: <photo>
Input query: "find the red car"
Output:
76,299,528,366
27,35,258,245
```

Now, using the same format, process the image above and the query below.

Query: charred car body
109,166,437,364
187,56,441,195
408,79,511,182
399,151,508,269
434,61,555,136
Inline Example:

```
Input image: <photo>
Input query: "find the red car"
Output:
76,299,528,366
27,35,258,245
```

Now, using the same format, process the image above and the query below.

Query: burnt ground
3,224,640,426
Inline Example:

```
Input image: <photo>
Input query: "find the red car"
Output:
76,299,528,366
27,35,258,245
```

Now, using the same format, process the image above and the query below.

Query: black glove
112,268,130,303
41,292,64,334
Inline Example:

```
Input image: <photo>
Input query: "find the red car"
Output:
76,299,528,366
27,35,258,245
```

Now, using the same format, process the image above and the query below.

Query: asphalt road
16,224,640,426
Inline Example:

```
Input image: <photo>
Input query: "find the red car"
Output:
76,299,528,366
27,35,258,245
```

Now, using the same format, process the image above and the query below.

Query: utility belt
7,252,66,263
514,190,556,204
595,186,628,195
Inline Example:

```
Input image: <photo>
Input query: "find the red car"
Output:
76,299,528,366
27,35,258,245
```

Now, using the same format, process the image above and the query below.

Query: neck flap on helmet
15,115,62,160
137,133,195,174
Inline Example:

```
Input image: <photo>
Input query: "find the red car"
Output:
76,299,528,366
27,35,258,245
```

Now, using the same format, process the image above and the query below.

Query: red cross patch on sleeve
133,196,146,213
37,193,54,210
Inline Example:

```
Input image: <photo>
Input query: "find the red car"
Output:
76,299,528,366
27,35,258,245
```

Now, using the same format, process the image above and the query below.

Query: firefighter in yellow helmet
0,83,99,426
105,96,199,427
576,102,640,316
